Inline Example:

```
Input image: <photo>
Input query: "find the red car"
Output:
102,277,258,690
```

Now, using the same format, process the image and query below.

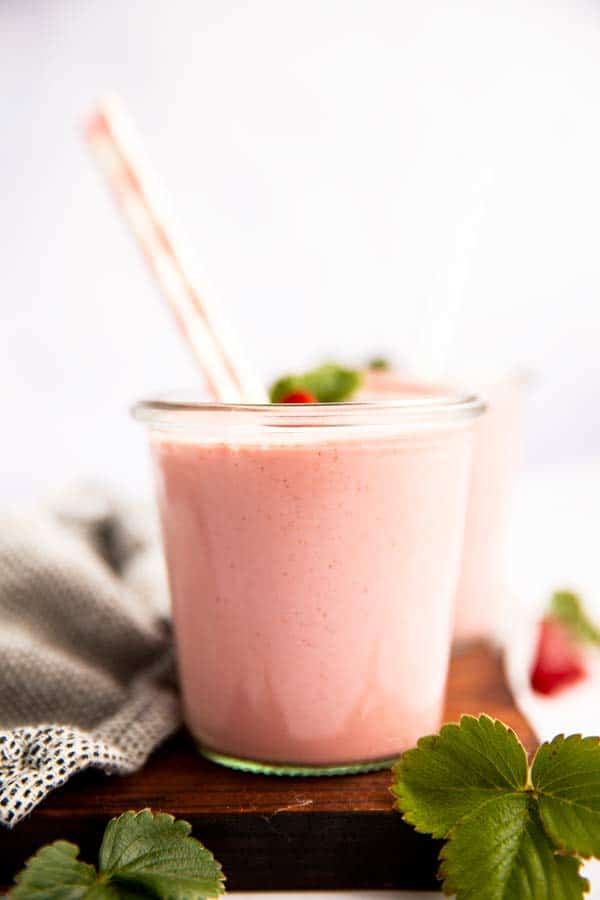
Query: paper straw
84,96,268,403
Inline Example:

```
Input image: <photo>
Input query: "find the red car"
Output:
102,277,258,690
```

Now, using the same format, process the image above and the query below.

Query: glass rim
132,390,487,430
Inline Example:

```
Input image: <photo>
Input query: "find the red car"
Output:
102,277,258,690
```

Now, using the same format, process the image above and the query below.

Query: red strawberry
280,390,316,403
530,618,587,695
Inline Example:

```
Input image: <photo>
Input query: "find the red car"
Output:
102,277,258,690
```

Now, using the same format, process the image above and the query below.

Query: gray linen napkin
0,486,181,827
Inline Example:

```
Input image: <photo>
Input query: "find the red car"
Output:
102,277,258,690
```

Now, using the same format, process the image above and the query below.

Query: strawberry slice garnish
280,390,316,403
530,618,587,696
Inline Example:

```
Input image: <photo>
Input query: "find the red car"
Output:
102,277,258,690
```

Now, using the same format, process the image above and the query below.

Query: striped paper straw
84,96,267,403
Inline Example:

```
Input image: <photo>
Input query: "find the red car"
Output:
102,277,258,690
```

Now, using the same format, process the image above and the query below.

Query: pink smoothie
141,398,482,769
362,371,526,644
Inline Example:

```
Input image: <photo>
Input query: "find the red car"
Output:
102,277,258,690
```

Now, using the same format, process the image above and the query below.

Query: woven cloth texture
0,487,180,826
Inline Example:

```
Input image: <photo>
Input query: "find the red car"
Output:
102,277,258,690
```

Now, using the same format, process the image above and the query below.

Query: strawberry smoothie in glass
362,370,527,644
134,392,484,774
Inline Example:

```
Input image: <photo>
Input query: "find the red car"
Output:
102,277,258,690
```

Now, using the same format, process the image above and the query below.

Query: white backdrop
2,0,600,501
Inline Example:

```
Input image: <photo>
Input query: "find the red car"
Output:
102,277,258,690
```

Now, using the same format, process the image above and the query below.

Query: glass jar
134,392,485,774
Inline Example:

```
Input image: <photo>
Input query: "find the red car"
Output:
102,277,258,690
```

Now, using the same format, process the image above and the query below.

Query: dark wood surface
0,644,536,891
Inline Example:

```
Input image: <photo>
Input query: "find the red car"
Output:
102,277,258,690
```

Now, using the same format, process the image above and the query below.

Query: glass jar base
198,744,400,776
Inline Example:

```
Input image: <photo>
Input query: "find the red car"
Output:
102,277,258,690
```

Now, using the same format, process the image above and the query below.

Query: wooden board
0,644,536,892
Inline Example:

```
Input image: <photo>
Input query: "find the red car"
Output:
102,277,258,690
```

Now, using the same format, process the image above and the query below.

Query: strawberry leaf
532,734,600,857
392,717,595,899
392,715,528,838
98,809,225,899
9,809,225,900
270,362,362,403
270,375,304,403
367,356,391,370
304,363,362,402
8,841,119,899
440,795,588,900
550,592,600,645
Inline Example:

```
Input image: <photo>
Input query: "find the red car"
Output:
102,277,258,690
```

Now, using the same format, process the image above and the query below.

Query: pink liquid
150,418,475,767
363,372,525,643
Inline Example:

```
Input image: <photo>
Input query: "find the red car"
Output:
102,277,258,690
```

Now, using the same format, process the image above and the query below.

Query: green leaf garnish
440,795,585,900
9,841,111,899
9,809,225,900
392,715,528,839
270,362,362,403
367,356,391,370
532,735,600,858
269,374,305,403
393,715,595,899
550,591,600,645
